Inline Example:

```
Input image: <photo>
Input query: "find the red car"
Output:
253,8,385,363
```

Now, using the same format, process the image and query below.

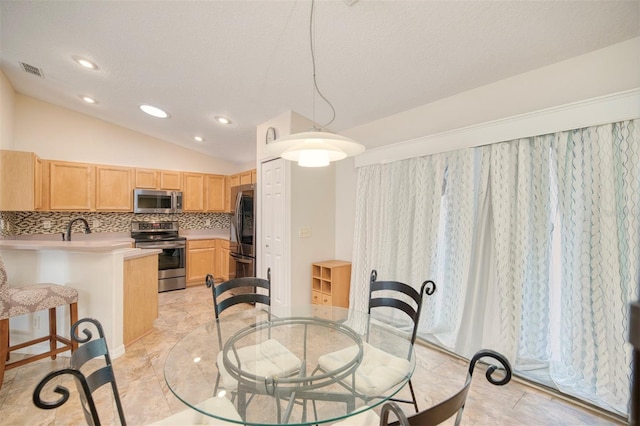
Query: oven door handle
137,243,185,249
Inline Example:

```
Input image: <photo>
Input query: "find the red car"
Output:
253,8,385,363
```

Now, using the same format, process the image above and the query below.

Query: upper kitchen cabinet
229,173,241,188
134,168,158,189
224,176,232,212
240,170,252,185
159,170,182,190
0,150,42,211
183,172,205,211
205,174,225,212
135,168,182,190
95,165,133,211
48,160,95,211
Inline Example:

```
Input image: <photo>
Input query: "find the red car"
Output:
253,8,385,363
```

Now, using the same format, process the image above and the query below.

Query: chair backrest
368,269,436,346
380,349,512,426
207,268,271,319
33,318,127,426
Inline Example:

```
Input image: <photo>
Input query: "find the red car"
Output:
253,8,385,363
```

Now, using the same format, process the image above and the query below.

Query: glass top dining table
164,304,415,425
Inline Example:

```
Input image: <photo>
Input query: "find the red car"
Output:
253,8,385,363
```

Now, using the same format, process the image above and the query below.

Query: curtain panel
351,119,640,415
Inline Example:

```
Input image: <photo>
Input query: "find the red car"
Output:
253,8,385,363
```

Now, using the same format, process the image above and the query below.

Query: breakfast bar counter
0,240,160,358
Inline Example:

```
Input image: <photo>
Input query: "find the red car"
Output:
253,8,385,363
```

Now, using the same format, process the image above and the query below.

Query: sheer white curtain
350,149,477,340
550,121,639,413
350,119,640,415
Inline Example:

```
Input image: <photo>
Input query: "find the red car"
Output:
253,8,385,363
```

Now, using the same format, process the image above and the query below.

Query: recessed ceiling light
73,56,99,70
215,116,231,125
194,136,204,142
81,96,97,104
139,104,169,118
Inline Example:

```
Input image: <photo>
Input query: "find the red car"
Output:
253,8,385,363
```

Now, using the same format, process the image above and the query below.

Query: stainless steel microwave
133,189,183,214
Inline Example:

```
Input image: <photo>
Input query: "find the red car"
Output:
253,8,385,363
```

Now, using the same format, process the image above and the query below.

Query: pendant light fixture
267,0,364,167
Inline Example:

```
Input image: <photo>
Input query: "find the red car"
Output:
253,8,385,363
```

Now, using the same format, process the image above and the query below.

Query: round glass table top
164,305,415,425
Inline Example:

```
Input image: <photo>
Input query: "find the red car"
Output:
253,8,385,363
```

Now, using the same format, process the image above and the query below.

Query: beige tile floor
0,284,626,425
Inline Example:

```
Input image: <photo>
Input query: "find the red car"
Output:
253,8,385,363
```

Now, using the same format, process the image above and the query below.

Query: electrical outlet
43,220,52,229
0,219,4,230
93,219,101,229
299,227,312,238
205,219,211,227
33,316,40,330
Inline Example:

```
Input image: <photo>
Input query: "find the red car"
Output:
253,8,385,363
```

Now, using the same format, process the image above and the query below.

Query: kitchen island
0,240,159,358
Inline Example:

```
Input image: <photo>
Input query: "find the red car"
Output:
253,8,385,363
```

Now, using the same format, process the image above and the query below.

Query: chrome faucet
63,217,92,241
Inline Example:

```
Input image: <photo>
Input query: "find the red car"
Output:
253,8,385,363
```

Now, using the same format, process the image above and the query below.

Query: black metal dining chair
32,317,242,426
32,317,125,426
205,269,302,398
314,269,436,413
334,349,513,426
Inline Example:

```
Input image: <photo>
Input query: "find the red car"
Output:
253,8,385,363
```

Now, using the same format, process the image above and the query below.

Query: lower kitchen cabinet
217,239,230,281
123,254,158,346
186,239,216,285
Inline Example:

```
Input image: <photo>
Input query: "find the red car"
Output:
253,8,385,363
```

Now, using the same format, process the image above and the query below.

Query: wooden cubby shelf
311,260,351,308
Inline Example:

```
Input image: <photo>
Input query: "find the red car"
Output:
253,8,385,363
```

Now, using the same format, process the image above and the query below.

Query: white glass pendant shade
268,130,365,167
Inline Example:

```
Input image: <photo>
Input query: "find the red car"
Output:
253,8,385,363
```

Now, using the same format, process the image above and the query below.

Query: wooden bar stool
0,255,78,389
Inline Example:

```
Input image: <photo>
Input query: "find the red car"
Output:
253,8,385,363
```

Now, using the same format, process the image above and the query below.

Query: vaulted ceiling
1,0,638,164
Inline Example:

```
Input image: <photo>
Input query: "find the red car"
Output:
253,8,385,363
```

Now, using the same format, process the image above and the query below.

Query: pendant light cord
309,0,336,131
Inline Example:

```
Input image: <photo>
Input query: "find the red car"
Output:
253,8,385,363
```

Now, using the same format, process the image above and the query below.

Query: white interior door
261,158,288,308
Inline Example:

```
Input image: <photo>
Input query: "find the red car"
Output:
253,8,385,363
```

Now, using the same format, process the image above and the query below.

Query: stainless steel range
131,220,186,292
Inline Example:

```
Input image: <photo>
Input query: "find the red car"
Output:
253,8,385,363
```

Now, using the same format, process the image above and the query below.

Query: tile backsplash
0,211,230,237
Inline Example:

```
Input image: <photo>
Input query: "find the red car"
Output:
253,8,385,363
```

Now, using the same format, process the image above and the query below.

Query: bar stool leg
49,308,57,360
0,318,8,388
70,303,78,352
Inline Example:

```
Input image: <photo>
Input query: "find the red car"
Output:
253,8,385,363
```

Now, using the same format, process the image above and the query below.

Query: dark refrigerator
229,184,255,293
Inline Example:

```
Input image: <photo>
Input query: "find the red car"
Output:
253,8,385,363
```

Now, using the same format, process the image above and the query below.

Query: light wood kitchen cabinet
136,169,182,190
186,239,216,285
160,170,182,190
95,165,133,211
311,260,352,308
134,168,158,189
183,172,205,211
230,174,241,188
0,150,42,211
205,174,226,212
240,170,252,185
123,254,158,346
216,239,230,281
224,176,232,212
251,169,257,184
48,160,95,211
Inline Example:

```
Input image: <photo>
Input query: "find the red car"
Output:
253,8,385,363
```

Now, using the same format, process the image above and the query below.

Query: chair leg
408,378,419,413
69,303,78,352
49,308,57,360
0,318,8,389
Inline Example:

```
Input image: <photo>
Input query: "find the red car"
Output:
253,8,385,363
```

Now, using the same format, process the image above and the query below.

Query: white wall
0,70,15,150
335,36,640,261
11,93,239,174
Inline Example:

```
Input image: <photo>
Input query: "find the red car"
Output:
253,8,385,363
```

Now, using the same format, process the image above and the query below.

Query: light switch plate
299,227,312,238
43,220,52,229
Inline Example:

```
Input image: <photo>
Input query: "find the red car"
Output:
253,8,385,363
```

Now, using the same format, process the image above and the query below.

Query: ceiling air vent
19,62,44,78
